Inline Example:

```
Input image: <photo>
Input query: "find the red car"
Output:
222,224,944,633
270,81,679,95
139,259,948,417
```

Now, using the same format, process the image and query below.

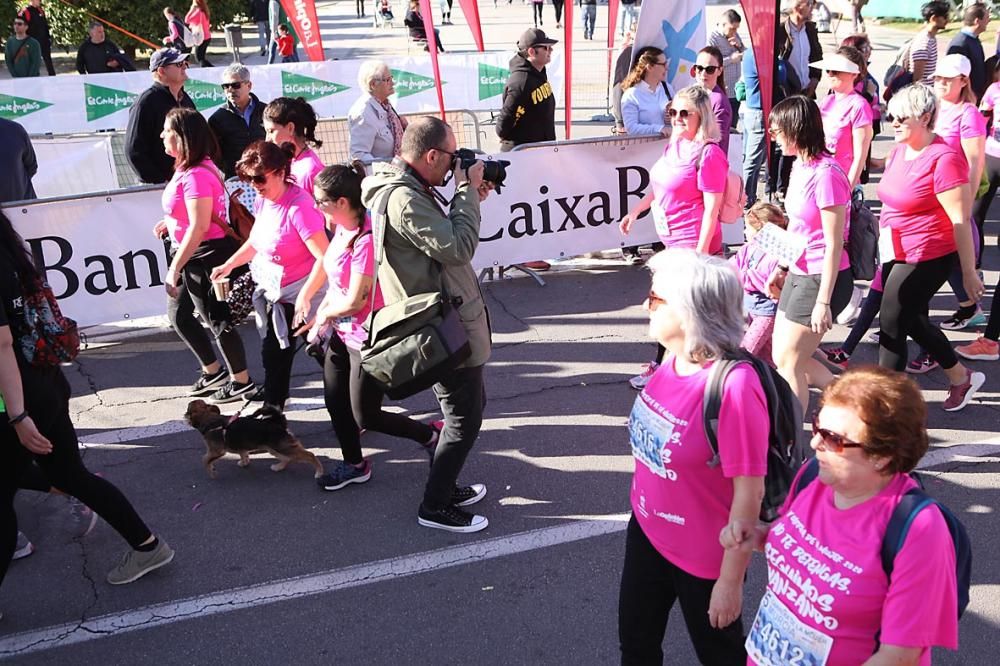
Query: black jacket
75,38,135,74
777,19,823,96
496,54,556,145
208,93,267,178
249,0,269,23
0,118,37,204
948,31,987,102
18,5,50,48
125,83,196,184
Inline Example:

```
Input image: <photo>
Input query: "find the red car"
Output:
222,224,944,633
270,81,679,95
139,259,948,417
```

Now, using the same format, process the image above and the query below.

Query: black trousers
194,38,212,66
39,39,55,76
1,368,152,588
878,255,960,371
618,516,746,665
553,0,564,23
261,301,303,406
323,334,434,464
971,151,1000,262
423,365,485,511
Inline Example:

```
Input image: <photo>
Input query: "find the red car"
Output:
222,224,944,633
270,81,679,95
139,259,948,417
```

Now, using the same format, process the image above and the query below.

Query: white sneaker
629,362,660,390
836,286,863,325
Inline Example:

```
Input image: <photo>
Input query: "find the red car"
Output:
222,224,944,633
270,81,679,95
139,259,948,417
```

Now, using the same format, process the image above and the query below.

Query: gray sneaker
106,539,174,585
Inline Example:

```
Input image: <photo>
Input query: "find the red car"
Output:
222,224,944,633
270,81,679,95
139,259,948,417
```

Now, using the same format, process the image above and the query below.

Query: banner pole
564,1,573,139
418,0,447,120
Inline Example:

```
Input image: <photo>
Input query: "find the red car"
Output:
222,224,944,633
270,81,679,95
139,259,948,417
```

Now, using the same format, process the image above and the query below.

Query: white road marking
919,442,1000,469
0,516,629,657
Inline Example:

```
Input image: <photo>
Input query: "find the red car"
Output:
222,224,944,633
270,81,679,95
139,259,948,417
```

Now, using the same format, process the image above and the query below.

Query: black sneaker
210,380,257,404
189,369,228,396
451,483,486,507
417,505,488,533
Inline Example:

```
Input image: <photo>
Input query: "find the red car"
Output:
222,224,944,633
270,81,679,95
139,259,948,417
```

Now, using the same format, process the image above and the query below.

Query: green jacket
5,36,41,77
361,158,491,368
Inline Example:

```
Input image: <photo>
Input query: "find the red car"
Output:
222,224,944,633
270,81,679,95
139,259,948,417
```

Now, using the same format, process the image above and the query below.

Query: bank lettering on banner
84,84,138,122
0,93,52,119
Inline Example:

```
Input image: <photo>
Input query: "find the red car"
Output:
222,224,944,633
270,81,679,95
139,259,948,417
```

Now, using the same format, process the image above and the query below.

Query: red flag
564,1,573,139
457,0,484,51
279,0,325,62
607,0,619,49
418,0,447,120
739,0,778,144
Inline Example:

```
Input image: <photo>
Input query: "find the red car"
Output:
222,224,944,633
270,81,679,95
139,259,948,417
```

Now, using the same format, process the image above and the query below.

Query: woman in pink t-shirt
619,85,728,390
212,141,330,409
263,97,326,197
877,84,985,411
814,47,874,187
185,0,212,66
723,367,959,665
767,95,854,411
302,163,440,490
931,53,989,334
157,108,254,403
620,248,768,664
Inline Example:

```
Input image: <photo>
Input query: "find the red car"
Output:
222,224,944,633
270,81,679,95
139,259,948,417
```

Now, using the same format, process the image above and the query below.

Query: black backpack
791,458,972,619
847,188,879,281
702,350,807,522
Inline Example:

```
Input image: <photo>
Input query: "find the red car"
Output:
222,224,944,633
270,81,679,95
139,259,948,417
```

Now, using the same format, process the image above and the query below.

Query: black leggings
972,152,1000,262
194,38,212,66
323,334,434,464
533,2,544,25
878,255,960,371
842,287,883,355
168,241,248,375
261,301,304,406
2,369,152,588
553,0,564,23
618,516,746,665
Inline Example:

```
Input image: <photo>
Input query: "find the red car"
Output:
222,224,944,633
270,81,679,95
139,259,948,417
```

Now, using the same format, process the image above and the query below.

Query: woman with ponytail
263,96,326,196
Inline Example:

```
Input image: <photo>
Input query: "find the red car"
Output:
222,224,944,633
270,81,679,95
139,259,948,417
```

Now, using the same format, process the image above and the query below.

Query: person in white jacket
348,60,408,168
620,47,674,138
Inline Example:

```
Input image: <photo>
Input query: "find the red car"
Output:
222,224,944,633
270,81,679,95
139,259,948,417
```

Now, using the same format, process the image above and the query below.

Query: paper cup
212,278,230,300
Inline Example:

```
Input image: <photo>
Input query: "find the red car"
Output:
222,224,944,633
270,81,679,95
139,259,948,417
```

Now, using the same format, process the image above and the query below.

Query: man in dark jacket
18,0,53,76
75,21,135,74
948,3,990,102
496,28,557,151
125,48,195,185
209,63,266,178
776,0,822,99
0,118,37,204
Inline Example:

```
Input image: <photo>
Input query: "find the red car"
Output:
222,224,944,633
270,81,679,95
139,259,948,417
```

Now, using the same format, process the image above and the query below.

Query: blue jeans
256,21,269,52
620,4,638,34
581,5,596,38
741,108,766,207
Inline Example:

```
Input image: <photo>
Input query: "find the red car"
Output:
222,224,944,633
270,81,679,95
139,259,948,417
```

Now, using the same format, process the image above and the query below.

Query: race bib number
335,315,354,333
753,224,809,268
627,397,680,480
746,591,833,666
651,202,670,237
250,256,284,301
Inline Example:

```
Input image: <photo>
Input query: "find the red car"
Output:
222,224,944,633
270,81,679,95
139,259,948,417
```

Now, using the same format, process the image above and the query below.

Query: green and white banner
0,52,567,135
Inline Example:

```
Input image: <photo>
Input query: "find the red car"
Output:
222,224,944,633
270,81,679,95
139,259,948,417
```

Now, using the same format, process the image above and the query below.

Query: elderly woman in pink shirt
619,85,729,390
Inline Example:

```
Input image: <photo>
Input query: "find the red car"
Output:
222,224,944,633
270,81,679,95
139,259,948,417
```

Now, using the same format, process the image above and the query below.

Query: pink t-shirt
321,215,385,349
980,83,1000,158
648,139,728,254
934,101,986,157
730,237,780,299
250,184,326,286
749,472,958,666
819,91,873,176
628,355,769,580
876,138,967,263
783,156,851,275
291,148,325,196
161,160,228,245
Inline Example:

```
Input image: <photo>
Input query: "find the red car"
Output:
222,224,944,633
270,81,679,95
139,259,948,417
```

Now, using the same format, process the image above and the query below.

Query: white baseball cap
933,53,972,79
810,54,860,75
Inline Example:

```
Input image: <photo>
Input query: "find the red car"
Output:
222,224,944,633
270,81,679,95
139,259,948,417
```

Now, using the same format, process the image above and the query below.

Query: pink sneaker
943,370,986,412
955,336,1000,362
629,362,660,390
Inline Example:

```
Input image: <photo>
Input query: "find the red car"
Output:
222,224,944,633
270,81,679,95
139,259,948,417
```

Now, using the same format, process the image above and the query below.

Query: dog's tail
251,404,287,429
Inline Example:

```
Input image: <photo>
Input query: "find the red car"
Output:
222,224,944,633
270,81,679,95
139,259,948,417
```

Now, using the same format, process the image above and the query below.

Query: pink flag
279,0,325,62
607,0,619,49
739,0,777,140
457,0,484,51
564,1,573,139
418,0,447,119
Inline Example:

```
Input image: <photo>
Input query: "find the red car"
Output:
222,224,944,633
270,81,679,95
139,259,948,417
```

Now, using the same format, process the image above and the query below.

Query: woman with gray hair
347,60,408,168
877,83,985,410
619,85,729,389
619,248,768,664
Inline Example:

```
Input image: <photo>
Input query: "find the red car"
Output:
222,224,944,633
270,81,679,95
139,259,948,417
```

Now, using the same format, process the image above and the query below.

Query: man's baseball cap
149,47,189,71
934,53,972,79
517,28,558,52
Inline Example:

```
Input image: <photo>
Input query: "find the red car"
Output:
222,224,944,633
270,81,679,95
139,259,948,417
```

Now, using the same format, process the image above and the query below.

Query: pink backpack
699,143,746,224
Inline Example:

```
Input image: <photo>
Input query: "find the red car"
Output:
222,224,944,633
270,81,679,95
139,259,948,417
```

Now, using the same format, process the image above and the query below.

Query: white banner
4,136,746,328
32,136,120,198
0,52,567,136
633,0,706,91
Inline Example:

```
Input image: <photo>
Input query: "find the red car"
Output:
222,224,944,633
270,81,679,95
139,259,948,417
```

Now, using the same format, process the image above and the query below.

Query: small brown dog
184,400,324,479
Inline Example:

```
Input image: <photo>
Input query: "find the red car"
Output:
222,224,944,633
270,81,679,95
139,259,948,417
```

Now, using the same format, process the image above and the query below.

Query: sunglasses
811,414,865,453
885,114,911,124
767,127,781,138
245,171,273,185
221,81,245,90
824,69,850,76
693,64,720,75
646,290,666,310
667,108,694,120
314,196,332,207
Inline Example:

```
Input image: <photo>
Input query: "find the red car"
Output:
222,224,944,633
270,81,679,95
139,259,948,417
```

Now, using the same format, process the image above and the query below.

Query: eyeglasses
221,81,245,90
168,61,189,69
667,108,694,120
646,290,666,311
374,75,394,83
654,60,667,67
885,114,911,125
693,64,720,75
811,414,866,453
767,127,781,138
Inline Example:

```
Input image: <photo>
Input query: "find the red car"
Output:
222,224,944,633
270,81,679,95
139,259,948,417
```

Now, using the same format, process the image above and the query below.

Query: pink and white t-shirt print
628,355,768,580
250,184,326,287
783,155,851,275
819,91,873,176
647,138,728,254
747,472,958,666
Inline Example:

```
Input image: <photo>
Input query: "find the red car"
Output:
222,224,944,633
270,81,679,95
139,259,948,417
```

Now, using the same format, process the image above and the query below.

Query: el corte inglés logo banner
390,68,441,99
0,93,52,119
84,84,137,121
478,63,507,100
281,71,349,101
185,78,228,111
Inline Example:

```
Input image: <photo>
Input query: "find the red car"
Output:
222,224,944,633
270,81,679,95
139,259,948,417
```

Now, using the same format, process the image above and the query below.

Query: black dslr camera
454,148,511,192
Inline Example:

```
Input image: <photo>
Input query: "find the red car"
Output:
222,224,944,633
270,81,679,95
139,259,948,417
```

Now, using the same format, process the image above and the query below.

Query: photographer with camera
361,116,494,533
